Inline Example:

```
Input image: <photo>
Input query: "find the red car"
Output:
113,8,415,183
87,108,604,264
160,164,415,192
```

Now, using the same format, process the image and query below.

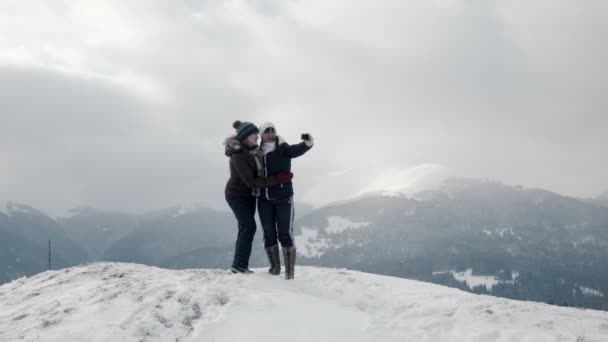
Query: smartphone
301,133,310,140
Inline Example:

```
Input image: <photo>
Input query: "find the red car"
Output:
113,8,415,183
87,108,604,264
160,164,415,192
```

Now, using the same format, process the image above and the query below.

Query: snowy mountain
584,192,608,209
3,180,608,311
1,262,607,342
295,179,608,262
0,202,87,284
102,206,236,266
0,203,239,285
58,207,139,260
293,179,608,310
301,163,452,208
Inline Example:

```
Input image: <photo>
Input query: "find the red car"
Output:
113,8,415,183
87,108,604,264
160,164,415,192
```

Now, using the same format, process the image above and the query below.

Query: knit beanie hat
233,120,259,142
258,122,276,135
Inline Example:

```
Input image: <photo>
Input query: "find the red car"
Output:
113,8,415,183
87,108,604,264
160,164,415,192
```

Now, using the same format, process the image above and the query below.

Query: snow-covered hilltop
0,263,607,342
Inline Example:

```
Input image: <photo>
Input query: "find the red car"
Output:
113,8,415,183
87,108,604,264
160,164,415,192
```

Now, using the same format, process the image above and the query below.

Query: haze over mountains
2,178,608,310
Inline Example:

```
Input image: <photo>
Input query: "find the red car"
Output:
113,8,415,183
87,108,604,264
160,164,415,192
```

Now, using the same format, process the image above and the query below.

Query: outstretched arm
283,134,314,159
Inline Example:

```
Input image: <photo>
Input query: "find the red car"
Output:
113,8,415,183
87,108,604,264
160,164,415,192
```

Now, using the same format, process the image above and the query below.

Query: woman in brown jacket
224,120,292,273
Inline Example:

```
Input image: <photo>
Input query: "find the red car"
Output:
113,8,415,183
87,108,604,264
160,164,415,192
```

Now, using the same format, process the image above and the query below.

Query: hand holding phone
301,133,314,147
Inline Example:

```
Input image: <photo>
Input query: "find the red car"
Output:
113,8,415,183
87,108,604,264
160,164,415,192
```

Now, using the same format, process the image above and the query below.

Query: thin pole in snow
48,240,51,270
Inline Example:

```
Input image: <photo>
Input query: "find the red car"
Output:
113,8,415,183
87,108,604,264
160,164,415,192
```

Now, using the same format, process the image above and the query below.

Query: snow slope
1,263,607,342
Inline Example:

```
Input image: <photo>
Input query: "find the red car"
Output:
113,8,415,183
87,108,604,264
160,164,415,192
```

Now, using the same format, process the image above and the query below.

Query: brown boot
282,246,296,280
265,245,281,275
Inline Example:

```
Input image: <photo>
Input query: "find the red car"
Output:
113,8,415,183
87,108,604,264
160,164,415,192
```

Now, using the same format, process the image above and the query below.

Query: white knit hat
258,122,276,135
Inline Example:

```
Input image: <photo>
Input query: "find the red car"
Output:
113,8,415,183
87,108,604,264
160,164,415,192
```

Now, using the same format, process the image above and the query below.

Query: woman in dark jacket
224,120,293,274
257,122,313,279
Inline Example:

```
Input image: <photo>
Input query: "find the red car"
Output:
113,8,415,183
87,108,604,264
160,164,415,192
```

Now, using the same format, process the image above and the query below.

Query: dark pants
258,196,295,248
226,194,257,269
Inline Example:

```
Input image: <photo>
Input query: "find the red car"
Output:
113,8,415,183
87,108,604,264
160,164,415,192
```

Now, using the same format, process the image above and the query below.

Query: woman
224,120,293,274
257,122,314,279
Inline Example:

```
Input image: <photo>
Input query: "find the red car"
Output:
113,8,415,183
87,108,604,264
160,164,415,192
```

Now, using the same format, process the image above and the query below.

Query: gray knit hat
233,120,259,142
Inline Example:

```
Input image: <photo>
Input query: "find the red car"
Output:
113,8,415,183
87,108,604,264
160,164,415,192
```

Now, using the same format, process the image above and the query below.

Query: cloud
356,164,454,196
302,163,456,207
0,0,606,215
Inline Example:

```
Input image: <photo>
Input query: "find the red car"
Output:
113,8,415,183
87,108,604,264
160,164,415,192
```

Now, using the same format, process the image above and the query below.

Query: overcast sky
1,0,607,217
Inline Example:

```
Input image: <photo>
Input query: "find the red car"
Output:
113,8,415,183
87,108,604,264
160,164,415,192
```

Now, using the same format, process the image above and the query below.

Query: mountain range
2,178,608,310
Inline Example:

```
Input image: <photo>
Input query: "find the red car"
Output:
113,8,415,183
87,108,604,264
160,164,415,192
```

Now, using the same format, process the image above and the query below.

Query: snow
1,263,607,342
356,164,449,198
451,269,518,290
581,286,605,297
452,269,500,289
295,217,371,257
481,227,522,240
293,227,329,257
325,216,371,234
168,205,209,218
172,205,189,218
582,235,597,244
498,227,514,238
6,201,34,215
301,164,452,209
380,191,407,197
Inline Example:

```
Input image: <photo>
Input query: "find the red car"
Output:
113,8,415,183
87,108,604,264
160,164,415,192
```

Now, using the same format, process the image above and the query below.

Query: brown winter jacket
224,136,279,197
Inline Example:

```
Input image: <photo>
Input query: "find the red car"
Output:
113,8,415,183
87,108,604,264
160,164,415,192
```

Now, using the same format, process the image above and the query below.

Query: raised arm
282,141,311,159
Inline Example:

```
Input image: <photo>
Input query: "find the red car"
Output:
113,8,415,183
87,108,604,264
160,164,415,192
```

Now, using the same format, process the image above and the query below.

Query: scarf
249,148,264,196
261,141,277,155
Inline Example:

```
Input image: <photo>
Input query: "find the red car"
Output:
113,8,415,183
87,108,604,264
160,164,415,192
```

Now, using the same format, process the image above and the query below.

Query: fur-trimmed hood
224,136,242,157
224,136,261,157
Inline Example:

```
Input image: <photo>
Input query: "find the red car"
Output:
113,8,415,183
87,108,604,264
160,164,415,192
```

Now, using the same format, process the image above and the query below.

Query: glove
275,172,293,184
303,133,314,147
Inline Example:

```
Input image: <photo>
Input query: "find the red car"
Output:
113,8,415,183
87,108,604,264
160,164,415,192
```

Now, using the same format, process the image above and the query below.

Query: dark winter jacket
260,136,312,201
224,136,279,197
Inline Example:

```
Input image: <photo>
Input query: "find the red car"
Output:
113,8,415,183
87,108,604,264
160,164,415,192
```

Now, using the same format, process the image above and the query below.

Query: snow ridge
1,263,607,342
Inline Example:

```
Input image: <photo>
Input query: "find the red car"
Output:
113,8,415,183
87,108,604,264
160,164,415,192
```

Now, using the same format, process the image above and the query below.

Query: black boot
265,245,281,275
282,246,296,280
230,267,254,274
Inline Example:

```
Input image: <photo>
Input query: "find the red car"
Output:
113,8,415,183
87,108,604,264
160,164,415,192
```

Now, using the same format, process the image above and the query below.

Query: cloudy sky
1,0,606,216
